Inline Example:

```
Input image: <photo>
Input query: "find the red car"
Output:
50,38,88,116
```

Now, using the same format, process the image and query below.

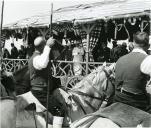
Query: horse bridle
69,67,114,100
67,67,114,114
0,96,16,101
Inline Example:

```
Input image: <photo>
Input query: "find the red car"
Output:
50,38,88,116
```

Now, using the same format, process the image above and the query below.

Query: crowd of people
92,41,131,63
28,31,151,118
2,39,130,63
2,43,34,59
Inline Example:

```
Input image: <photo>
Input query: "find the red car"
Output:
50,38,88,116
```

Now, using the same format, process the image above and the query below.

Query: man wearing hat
114,31,150,111
28,36,55,109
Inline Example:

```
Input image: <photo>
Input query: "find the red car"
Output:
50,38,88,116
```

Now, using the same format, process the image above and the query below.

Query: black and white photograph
0,0,151,128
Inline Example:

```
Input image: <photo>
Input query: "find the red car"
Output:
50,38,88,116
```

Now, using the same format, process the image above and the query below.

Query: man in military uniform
114,32,150,111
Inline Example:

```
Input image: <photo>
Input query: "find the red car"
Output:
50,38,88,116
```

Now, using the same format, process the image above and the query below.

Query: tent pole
26,26,29,46
0,0,4,74
86,33,90,75
0,0,4,43
46,3,53,128
150,9,151,36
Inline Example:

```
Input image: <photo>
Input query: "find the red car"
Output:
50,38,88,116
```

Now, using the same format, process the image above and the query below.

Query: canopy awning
3,0,151,29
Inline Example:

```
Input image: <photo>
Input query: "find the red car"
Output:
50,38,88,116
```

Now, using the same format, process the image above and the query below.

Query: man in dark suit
110,40,119,62
10,43,18,59
114,31,150,111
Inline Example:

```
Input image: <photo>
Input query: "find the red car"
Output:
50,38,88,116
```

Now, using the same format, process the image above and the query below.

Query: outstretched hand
46,37,55,48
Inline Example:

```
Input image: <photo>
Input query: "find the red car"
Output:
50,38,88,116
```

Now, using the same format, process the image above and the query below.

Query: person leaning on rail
113,31,150,112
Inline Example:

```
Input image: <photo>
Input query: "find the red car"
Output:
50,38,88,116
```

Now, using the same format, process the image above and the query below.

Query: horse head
71,63,116,110
1,70,16,97
13,66,31,95
12,65,61,95
51,63,116,125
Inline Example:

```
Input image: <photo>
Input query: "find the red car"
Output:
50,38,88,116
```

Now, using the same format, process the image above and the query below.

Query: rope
143,23,149,31
123,24,130,40
33,110,38,128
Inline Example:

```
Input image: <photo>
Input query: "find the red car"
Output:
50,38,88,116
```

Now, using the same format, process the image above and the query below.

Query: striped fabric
0,34,6,43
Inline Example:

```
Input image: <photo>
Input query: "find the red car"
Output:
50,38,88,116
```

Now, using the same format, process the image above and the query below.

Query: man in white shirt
28,36,55,109
141,55,151,77
114,32,150,111
72,42,84,76
141,55,151,96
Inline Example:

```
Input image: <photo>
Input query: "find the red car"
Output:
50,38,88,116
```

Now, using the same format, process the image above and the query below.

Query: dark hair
11,43,14,47
133,31,149,47
112,40,117,47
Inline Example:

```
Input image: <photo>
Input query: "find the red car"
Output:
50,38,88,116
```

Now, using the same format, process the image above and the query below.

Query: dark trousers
31,89,52,111
113,91,150,112
31,89,62,115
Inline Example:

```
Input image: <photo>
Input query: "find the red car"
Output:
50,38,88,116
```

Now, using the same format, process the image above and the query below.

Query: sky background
1,0,100,25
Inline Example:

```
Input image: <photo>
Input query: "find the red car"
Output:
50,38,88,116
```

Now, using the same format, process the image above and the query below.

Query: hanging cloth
125,20,141,41
116,24,129,40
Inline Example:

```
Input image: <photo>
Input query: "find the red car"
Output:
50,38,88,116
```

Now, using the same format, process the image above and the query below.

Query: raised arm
140,55,151,76
33,37,55,70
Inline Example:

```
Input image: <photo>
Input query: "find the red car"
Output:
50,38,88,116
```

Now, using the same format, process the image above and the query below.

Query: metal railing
2,59,112,87
2,59,112,77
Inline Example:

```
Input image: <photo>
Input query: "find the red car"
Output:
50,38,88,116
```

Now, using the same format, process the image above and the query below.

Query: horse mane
13,65,28,76
67,63,116,113
1,70,16,93
13,65,61,95
0,96,16,101
72,63,115,92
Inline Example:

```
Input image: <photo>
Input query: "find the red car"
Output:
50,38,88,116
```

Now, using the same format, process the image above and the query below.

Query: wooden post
149,9,151,54
0,0,4,45
86,33,90,75
0,0,4,77
46,3,53,128
150,9,151,36
82,24,95,75
26,26,29,46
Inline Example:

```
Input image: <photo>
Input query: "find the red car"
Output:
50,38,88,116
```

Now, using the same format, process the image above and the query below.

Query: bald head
34,37,46,51
34,37,46,47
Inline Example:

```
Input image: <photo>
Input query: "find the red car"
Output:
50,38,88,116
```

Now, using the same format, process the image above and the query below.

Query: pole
149,9,151,54
46,3,53,128
49,3,53,36
26,26,29,46
86,33,90,75
0,0,4,44
150,9,151,37
0,0,4,78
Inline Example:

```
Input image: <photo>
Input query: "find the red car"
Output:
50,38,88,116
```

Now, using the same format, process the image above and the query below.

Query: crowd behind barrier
2,33,150,76
2,39,133,62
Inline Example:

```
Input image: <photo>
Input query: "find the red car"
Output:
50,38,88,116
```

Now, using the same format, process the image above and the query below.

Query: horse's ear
102,62,107,67
110,63,116,70
146,79,151,94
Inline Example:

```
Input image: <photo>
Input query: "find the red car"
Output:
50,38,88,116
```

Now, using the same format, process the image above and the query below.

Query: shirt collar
35,50,41,54
132,48,147,55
